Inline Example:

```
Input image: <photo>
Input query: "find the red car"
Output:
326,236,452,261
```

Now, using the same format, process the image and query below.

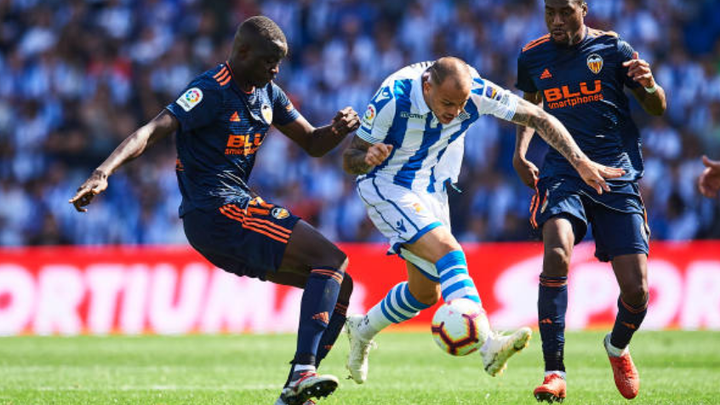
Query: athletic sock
437,250,481,304
357,281,429,341
314,301,348,367
610,295,648,350
293,267,343,367
538,275,568,372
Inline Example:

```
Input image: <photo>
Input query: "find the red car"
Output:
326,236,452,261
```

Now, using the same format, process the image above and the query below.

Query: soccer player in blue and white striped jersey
342,57,625,384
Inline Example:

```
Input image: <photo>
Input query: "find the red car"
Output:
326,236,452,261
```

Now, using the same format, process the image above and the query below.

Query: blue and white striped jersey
357,61,519,193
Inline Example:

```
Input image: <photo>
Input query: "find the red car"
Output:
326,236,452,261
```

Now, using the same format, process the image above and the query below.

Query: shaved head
231,16,287,58
422,57,473,125
428,57,472,91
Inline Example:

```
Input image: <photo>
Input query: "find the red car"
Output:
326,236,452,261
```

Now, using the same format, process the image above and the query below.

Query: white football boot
480,327,532,376
345,314,376,384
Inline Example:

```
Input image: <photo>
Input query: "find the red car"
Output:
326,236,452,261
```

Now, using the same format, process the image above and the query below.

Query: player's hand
699,155,720,198
512,154,539,189
69,170,109,212
331,107,360,136
575,159,625,195
365,143,393,167
623,52,656,89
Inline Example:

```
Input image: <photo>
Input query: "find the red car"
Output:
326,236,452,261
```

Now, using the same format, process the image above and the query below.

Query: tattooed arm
509,97,625,194
342,135,393,175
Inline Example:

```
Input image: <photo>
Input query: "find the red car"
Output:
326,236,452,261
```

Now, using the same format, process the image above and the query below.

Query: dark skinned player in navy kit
513,0,666,402
70,16,359,405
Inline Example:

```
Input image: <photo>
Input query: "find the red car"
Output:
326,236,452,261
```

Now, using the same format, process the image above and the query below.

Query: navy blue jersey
166,63,299,216
516,28,643,183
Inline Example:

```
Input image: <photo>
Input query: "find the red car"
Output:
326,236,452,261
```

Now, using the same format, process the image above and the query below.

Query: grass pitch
1,330,719,404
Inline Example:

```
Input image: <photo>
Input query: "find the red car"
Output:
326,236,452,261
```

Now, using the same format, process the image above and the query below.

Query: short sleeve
271,83,301,126
166,80,223,132
357,86,396,144
516,53,538,93
618,39,642,89
470,77,519,121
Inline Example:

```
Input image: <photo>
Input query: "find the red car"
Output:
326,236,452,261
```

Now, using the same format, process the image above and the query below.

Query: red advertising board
0,242,719,335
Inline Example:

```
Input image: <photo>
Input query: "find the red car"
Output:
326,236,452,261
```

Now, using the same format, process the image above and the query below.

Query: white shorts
357,177,450,281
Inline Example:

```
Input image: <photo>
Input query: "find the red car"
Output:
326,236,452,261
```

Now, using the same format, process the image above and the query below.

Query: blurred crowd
1,0,720,246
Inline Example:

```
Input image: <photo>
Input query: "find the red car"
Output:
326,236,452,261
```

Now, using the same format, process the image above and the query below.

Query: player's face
545,0,587,45
424,79,470,125
242,39,287,87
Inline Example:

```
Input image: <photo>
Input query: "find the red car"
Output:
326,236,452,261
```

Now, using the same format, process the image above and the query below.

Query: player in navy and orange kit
513,0,667,402
70,16,359,405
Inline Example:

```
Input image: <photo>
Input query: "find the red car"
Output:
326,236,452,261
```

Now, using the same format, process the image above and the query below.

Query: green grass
1,331,719,404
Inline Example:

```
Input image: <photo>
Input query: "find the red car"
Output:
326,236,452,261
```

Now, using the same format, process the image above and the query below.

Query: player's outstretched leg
480,327,532,376
345,281,429,383
604,333,640,399
533,372,567,403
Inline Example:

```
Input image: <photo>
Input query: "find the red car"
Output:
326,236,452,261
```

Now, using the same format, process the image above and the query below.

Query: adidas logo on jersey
540,69,552,79
230,111,241,122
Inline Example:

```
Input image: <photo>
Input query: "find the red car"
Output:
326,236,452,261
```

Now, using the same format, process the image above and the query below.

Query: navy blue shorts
182,198,300,280
530,177,650,262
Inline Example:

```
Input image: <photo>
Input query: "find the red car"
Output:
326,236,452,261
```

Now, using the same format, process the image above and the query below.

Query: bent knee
621,285,649,308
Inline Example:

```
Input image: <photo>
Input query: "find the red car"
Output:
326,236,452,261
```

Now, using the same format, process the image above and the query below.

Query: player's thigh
278,219,348,276
588,205,649,263
406,261,441,306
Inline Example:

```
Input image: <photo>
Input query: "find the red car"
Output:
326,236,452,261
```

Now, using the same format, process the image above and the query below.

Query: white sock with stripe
437,250,481,304
357,282,430,341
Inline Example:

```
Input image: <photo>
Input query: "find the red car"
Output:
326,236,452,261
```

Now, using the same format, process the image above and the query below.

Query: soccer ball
431,298,491,356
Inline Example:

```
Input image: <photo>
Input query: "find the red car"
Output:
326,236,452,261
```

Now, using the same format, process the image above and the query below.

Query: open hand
699,155,720,198
575,159,625,195
331,107,360,136
69,170,109,212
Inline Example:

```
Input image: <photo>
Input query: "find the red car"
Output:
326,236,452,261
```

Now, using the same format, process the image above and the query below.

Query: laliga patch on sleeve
176,87,204,112
362,104,376,127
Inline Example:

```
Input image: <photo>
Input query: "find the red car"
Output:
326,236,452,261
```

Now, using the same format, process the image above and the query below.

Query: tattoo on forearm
343,136,373,175
512,104,584,166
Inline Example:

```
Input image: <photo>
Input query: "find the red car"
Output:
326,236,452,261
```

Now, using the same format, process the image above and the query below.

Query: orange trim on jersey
588,28,618,38
213,66,228,80
219,205,290,243
225,204,292,236
522,34,551,52
215,71,230,84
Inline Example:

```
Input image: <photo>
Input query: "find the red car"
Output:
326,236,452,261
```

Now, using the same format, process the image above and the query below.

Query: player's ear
581,1,588,16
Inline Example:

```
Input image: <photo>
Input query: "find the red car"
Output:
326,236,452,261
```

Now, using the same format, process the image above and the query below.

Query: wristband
644,83,658,94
